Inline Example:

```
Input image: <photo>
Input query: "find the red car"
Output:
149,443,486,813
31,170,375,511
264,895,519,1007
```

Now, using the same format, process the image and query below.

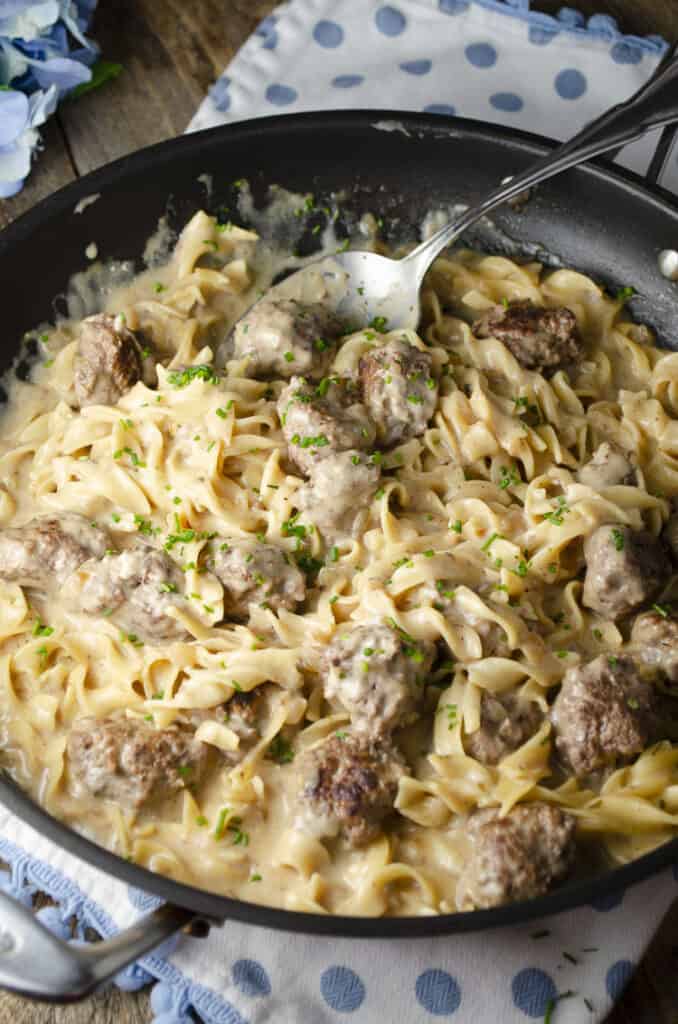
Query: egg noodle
0,209,677,917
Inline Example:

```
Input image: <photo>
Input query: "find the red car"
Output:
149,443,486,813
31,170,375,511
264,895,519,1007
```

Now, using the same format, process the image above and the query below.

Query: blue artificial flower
0,84,58,196
0,0,100,195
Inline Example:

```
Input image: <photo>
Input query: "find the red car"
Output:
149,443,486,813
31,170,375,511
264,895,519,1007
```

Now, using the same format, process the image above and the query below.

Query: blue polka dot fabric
189,0,677,192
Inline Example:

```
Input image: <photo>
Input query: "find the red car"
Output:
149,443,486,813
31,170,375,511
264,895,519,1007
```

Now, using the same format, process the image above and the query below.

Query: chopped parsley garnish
512,558,531,578
369,316,389,334
407,393,423,405
393,556,414,570
281,514,307,540
111,512,121,523
154,282,165,294
283,351,295,363
610,527,625,551
499,465,521,490
32,620,53,638
266,735,295,764
159,582,178,593
423,549,435,558
652,603,669,617
627,696,640,710
216,406,228,419
313,337,329,352
296,434,330,449
167,364,218,388
450,519,463,534
330,546,339,562
196,815,208,827
616,285,636,303
249,873,262,882
439,703,458,730
481,532,503,552
114,446,146,468
134,514,159,536
543,496,570,525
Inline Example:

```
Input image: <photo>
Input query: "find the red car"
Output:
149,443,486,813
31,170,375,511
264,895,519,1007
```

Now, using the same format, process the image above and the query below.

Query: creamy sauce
1,206,678,916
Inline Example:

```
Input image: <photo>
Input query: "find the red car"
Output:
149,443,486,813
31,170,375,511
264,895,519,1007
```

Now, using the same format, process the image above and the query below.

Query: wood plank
0,119,76,231
58,0,278,177
0,986,151,1024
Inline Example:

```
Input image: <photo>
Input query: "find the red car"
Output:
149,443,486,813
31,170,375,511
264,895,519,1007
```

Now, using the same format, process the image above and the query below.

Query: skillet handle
0,887,202,1003
405,42,678,276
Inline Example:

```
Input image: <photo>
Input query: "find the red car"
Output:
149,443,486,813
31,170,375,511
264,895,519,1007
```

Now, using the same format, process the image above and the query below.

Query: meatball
324,622,435,737
578,443,635,488
631,607,678,683
582,524,668,620
0,513,109,589
212,538,306,619
68,715,208,809
359,339,438,447
278,376,375,474
295,732,407,846
551,654,656,776
472,299,582,377
65,541,187,641
232,298,343,380
296,450,380,536
464,691,543,765
458,803,576,910
74,314,143,408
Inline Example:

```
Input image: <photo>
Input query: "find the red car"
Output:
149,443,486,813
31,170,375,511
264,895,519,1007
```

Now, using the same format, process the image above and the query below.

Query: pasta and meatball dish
1,206,677,918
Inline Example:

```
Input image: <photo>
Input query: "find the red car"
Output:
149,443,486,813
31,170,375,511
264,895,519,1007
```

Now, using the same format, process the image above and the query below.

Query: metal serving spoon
253,42,678,333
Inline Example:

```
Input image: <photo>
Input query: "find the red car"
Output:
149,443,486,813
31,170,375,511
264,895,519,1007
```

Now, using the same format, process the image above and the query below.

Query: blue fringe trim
0,836,248,1024
436,0,667,53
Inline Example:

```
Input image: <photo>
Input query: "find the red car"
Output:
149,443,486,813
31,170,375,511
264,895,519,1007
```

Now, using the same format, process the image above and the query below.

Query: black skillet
2,99,678,1002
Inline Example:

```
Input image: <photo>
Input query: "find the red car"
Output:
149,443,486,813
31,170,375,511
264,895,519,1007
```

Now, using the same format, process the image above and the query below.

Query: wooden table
1,1,678,1021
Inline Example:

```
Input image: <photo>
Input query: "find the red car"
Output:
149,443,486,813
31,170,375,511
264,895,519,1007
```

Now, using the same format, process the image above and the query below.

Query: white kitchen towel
3,3,678,1024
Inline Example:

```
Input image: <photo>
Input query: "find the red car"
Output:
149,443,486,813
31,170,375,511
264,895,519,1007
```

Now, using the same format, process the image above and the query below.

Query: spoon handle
404,41,678,281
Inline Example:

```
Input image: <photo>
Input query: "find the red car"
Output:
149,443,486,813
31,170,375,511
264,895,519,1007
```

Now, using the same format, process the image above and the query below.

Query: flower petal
0,177,24,198
0,136,33,180
27,83,57,125
32,54,90,92
0,90,29,145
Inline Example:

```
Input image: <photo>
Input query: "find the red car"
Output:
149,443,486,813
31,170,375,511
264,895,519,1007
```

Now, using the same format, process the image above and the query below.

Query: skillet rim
1,108,678,937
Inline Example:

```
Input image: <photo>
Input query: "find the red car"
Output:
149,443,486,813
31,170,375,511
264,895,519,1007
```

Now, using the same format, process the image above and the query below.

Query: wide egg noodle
0,213,677,916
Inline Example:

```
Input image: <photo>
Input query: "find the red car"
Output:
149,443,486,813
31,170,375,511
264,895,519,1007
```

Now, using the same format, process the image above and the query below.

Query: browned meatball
577,443,635,488
74,314,143,408
458,803,576,909
65,540,187,642
472,300,582,377
232,298,343,380
278,376,375,474
582,525,668,620
324,622,435,737
551,654,656,776
359,339,438,447
631,607,678,683
297,450,381,536
68,715,208,809
295,732,407,846
0,513,109,589
464,692,543,765
211,538,306,620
